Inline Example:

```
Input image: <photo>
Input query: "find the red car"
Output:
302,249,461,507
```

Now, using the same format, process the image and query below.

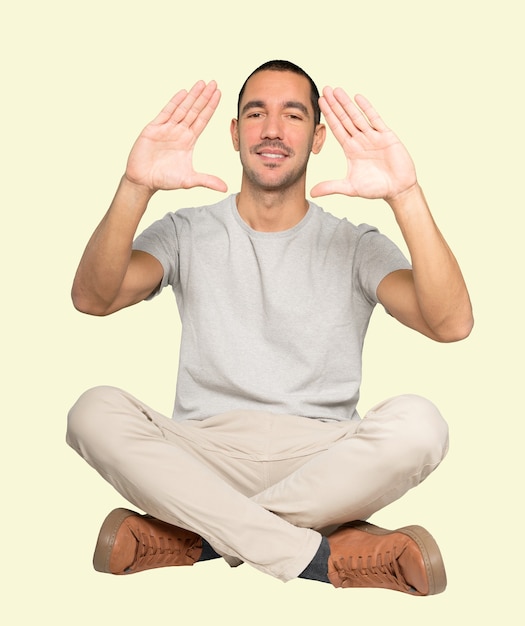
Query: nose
261,113,283,140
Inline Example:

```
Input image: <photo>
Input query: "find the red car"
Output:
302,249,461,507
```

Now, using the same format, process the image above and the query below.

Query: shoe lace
332,548,413,592
133,530,196,566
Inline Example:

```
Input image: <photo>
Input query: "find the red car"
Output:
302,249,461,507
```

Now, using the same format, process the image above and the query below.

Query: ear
311,123,326,155
230,118,240,151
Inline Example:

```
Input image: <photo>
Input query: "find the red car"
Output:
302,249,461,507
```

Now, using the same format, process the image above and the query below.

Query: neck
236,182,309,232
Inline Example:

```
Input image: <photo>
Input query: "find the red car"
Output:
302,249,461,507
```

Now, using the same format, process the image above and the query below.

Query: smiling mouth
259,152,286,159
251,141,293,160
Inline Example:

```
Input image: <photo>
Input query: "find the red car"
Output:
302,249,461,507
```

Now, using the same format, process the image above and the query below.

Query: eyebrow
241,100,310,117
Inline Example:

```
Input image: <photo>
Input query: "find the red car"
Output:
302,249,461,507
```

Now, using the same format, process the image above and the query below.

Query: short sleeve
132,213,180,299
353,224,411,306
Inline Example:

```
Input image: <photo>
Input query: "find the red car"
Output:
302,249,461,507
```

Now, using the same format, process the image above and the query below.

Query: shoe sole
345,521,447,595
93,508,137,573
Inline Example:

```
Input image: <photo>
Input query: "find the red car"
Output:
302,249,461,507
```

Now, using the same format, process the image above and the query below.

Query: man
67,60,473,595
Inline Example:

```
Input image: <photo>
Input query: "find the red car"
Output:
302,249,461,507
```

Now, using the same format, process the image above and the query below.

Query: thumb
310,179,346,198
192,173,228,193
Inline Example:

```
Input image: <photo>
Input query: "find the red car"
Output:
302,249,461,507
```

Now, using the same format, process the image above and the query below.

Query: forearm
71,176,154,314
388,184,473,341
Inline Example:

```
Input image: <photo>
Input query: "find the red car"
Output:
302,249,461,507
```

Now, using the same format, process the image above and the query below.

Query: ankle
298,536,330,583
198,538,221,562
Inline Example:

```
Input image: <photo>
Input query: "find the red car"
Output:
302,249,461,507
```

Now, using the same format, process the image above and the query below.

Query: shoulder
173,195,236,227
134,196,236,251
309,202,379,237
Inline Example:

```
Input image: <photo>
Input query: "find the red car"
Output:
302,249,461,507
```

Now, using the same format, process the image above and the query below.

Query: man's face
231,70,325,193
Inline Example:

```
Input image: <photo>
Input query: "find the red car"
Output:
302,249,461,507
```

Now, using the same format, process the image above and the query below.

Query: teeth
261,153,284,159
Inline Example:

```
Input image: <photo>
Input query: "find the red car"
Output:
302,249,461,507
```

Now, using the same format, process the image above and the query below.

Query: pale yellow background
2,1,522,623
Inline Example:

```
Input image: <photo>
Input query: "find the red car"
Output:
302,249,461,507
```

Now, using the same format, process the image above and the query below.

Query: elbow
71,287,112,317
432,313,474,343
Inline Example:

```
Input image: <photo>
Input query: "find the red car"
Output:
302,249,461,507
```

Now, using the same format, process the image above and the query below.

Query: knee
66,385,122,454
395,394,449,464
368,394,449,466
402,393,447,439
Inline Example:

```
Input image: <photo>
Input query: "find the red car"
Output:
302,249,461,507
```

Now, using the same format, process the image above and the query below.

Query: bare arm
72,80,227,316
311,88,473,342
71,178,162,315
377,184,473,342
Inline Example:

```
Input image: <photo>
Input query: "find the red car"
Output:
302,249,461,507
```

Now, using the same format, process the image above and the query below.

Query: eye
285,112,304,121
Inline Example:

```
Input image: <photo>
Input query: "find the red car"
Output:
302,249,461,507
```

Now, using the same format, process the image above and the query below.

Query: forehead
240,70,312,110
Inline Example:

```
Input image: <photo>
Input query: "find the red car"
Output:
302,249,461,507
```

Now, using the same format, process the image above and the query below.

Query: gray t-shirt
133,194,411,422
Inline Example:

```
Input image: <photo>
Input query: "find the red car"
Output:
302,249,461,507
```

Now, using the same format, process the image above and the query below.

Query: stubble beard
239,140,312,193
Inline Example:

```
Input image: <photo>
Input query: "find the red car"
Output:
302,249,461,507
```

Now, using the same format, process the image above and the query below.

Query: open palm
125,80,227,193
311,88,417,201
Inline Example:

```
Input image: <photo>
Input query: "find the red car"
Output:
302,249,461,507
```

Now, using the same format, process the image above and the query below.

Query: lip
256,148,288,159
251,142,292,159
258,151,287,159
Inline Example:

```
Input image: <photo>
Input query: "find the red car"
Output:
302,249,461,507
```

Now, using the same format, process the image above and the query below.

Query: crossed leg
66,386,448,583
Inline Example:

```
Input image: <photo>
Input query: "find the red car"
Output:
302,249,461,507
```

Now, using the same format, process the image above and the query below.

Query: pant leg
66,386,321,582
252,394,449,530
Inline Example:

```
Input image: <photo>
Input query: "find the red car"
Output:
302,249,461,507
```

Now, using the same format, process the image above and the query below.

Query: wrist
386,183,437,244
386,182,422,208
120,174,157,202
386,183,429,223
107,175,156,224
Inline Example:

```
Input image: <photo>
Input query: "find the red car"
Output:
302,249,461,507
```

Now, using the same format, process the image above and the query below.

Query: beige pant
66,387,449,582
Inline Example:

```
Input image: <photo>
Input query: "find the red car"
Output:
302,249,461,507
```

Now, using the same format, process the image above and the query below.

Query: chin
244,167,307,192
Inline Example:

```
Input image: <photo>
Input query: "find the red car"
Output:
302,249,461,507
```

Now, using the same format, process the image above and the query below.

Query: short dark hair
237,60,321,126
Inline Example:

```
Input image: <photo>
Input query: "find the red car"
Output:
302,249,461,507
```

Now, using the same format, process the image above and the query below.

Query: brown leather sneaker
327,521,447,595
93,508,203,575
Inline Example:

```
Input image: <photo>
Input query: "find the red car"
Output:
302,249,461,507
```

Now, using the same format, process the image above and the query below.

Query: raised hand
125,80,227,193
311,87,417,201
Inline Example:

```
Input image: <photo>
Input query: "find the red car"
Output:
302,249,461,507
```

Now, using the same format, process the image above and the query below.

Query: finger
164,80,221,137
320,87,361,141
310,179,355,198
187,83,222,137
168,80,210,127
354,94,388,131
151,80,215,127
190,172,228,193
331,87,375,134
319,96,356,149
151,89,189,125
